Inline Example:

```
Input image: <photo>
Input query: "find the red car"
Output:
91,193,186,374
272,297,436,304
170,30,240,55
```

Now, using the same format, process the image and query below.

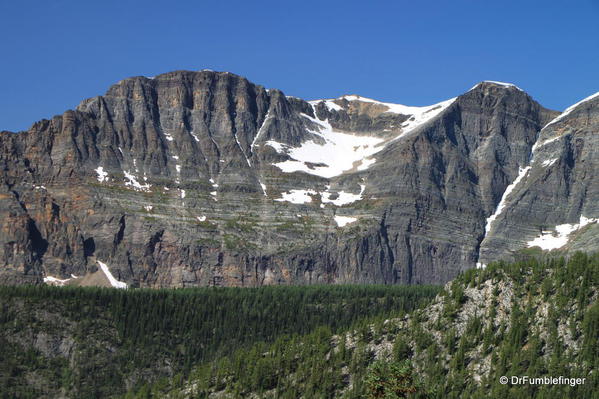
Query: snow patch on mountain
315,95,456,133
532,135,563,153
387,97,456,142
468,81,524,92
43,275,73,286
275,185,365,206
308,99,343,112
543,91,599,130
97,260,127,289
272,97,455,177
275,189,316,204
321,185,365,206
265,140,288,153
95,166,108,182
334,215,358,227
124,171,151,191
527,216,598,250
485,166,531,234
541,158,558,167
270,111,383,178
338,95,456,123
252,109,274,152
357,157,377,171
234,131,251,167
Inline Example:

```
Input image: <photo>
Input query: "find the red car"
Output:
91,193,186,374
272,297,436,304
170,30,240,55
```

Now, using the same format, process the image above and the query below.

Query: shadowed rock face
4,71,594,288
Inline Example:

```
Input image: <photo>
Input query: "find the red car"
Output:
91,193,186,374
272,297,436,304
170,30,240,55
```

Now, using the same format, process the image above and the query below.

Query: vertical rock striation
3,71,595,288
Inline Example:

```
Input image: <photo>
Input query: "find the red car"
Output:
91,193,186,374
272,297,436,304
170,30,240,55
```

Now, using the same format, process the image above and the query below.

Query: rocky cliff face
479,92,599,264
1,71,595,287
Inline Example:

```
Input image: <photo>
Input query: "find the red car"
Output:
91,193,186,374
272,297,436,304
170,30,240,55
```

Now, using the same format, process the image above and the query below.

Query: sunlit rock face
6,71,596,288
478,92,599,264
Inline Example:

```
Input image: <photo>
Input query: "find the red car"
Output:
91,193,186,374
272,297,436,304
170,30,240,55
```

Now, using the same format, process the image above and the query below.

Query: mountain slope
479,91,599,265
0,284,440,398
158,252,599,399
1,71,588,287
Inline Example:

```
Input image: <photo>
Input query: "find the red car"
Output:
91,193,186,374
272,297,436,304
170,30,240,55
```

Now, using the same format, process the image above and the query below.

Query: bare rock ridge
0,70,596,287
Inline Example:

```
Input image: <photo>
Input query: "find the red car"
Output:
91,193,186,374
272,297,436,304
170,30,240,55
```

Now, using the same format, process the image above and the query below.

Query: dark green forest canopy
0,282,440,398
147,253,599,399
1,252,597,399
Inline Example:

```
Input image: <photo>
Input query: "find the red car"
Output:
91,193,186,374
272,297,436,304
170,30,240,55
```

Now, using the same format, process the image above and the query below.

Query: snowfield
269,111,384,178
527,216,597,250
268,96,455,178
97,260,128,289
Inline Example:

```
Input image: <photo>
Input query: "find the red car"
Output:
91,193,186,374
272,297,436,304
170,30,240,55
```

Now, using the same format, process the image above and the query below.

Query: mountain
479,92,599,265
0,70,596,288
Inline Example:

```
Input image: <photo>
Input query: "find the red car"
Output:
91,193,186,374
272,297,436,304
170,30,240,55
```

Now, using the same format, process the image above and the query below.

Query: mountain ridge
1,70,597,288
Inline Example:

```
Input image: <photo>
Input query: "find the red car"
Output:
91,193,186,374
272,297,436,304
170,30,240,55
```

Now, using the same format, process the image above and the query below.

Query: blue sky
1,0,598,132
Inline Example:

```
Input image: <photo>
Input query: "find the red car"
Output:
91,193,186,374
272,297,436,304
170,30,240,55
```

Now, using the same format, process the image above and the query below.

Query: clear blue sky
1,0,598,132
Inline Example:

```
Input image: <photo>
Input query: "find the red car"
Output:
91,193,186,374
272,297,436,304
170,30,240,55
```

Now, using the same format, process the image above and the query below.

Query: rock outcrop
479,92,599,264
2,71,596,287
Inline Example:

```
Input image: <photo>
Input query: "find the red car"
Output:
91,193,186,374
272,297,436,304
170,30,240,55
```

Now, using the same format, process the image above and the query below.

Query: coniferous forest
134,252,598,399
0,283,439,398
1,253,597,398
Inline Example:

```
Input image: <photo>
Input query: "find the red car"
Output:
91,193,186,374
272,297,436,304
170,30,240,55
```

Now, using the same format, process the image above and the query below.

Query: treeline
152,252,599,399
0,282,440,398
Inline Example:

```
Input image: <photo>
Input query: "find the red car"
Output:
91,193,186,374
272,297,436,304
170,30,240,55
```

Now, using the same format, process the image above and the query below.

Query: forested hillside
0,284,439,398
152,252,598,399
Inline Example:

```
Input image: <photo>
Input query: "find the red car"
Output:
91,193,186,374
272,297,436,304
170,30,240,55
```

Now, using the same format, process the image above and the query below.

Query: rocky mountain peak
470,80,524,91
478,88,599,265
0,70,597,288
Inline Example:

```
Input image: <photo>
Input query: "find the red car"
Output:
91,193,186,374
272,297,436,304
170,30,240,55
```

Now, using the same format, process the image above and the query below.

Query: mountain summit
0,71,596,287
